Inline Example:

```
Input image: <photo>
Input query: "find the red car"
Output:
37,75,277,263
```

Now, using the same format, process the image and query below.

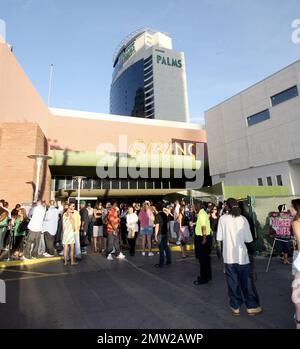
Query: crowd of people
0,196,299,326
0,198,198,264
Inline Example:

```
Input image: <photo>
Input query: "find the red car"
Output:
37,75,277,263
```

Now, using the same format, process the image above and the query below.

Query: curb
136,244,195,252
0,256,63,268
0,244,195,268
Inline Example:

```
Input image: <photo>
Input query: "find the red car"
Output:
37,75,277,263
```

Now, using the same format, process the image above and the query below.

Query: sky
0,0,299,124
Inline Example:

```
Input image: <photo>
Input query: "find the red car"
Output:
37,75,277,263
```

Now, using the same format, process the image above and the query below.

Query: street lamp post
73,176,86,211
28,154,52,203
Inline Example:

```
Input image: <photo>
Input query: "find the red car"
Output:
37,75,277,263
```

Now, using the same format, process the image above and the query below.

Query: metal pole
77,178,81,211
34,158,43,202
47,64,54,107
266,238,277,272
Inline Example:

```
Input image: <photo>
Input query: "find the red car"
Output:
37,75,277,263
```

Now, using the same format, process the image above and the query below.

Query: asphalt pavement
0,250,295,329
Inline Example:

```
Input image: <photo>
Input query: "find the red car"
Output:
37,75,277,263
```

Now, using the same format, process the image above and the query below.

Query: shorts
93,225,104,237
140,226,153,236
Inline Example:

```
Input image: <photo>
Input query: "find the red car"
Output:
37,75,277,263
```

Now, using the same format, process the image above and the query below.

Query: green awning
49,150,201,170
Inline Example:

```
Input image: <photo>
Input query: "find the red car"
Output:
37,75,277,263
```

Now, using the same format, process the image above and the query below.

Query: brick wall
0,122,51,208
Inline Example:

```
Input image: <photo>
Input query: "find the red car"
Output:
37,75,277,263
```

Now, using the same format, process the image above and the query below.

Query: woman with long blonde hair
62,203,78,266
139,202,154,256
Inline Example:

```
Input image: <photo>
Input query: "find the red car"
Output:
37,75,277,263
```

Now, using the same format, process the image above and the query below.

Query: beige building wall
0,42,51,134
47,110,205,152
0,42,51,206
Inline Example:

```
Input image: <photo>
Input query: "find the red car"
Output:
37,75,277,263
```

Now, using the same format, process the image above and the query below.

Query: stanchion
266,237,293,272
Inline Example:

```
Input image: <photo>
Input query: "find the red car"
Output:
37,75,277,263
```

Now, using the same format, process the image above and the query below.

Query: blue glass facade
110,59,146,117
110,55,155,118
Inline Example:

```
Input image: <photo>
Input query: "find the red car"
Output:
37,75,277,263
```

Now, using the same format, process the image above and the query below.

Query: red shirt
106,207,120,233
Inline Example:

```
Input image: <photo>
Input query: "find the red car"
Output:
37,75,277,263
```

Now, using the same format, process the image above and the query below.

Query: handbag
128,227,135,239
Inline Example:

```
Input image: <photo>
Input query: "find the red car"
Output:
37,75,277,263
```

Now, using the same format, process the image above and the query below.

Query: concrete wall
205,60,300,178
289,162,300,195
212,161,292,190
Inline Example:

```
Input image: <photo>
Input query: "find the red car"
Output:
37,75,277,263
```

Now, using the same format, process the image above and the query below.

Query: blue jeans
87,221,93,241
106,233,120,257
225,263,260,309
158,234,171,266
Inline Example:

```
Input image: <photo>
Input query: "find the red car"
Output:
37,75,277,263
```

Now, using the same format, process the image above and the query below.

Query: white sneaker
142,252,146,256
43,252,51,257
176,240,181,245
116,252,126,259
148,252,154,257
107,254,114,261
20,256,28,261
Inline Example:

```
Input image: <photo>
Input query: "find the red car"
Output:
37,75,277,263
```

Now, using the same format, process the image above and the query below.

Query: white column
77,178,82,211
34,158,43,202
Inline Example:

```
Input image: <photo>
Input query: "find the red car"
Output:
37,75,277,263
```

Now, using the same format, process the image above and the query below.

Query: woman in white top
217,198,262,316
290,199,300,329
126,206,139,256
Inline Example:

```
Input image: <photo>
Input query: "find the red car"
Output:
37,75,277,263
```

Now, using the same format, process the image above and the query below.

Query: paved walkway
0,250,295,329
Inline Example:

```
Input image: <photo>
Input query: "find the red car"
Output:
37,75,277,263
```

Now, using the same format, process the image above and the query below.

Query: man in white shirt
23,201,46,259
217,198,262,316
42,201,59,257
